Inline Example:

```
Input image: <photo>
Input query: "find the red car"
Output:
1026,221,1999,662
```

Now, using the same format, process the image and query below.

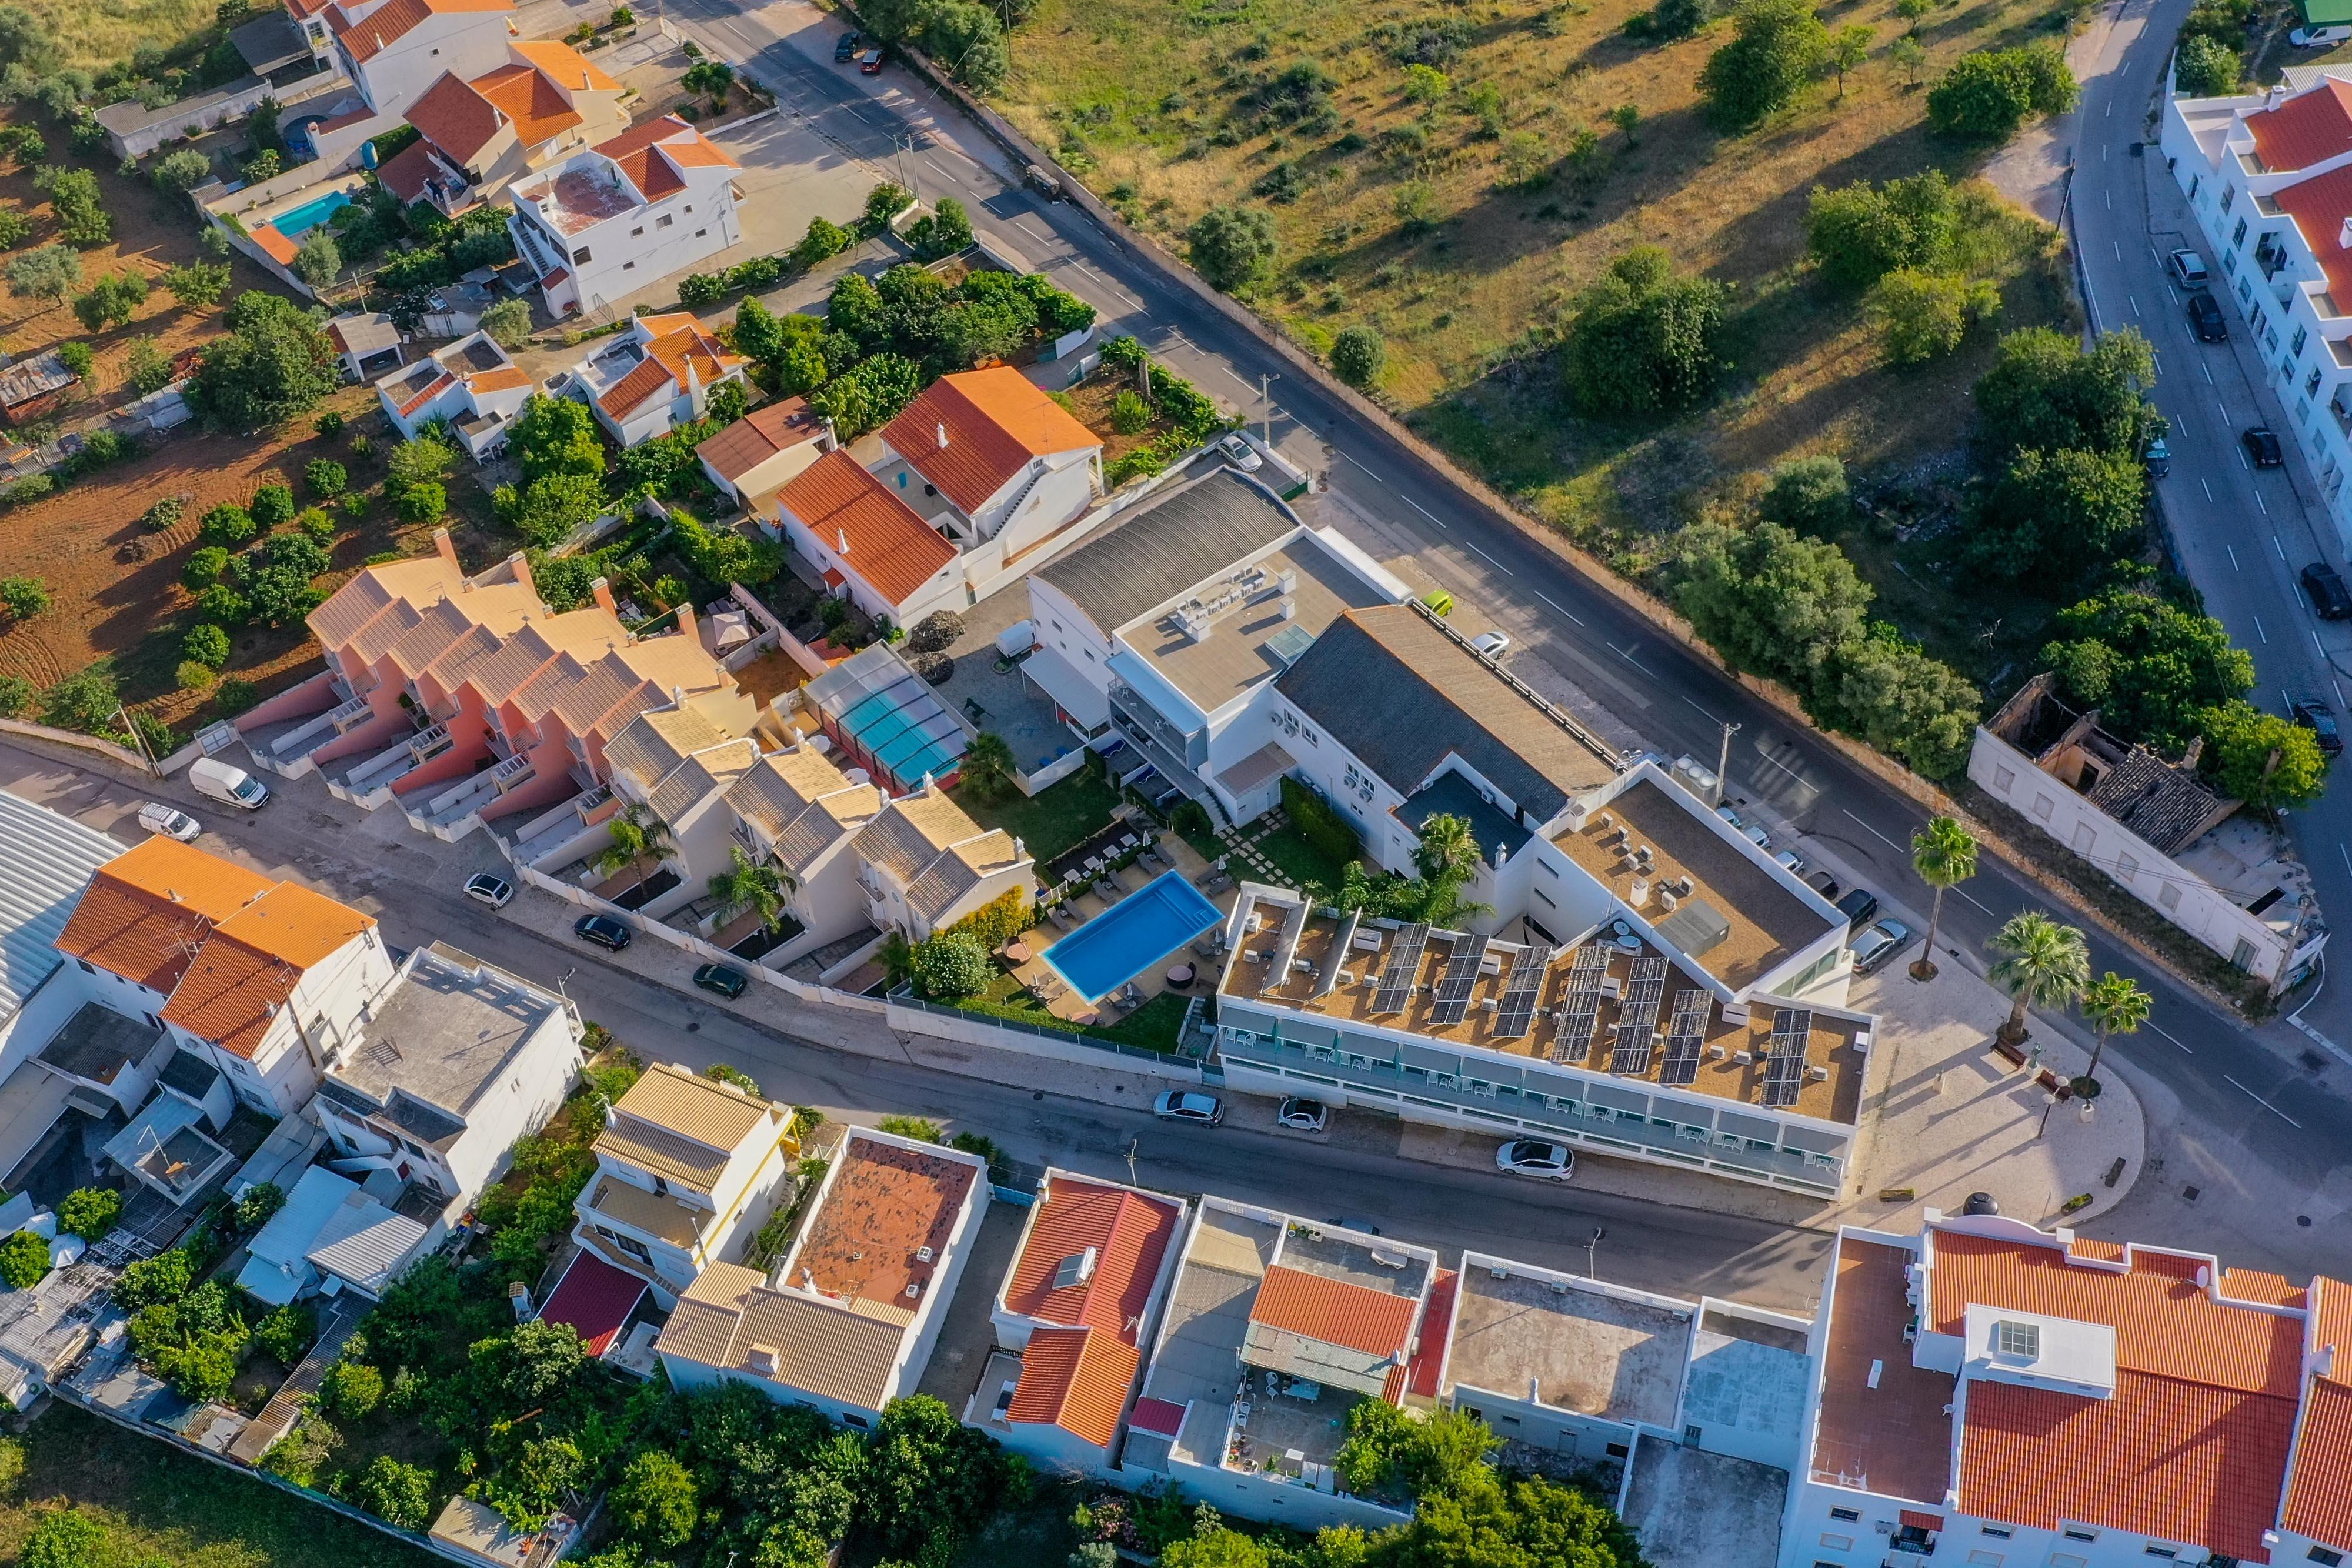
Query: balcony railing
491,753,534,792
408,724,453,763
325,695,371,732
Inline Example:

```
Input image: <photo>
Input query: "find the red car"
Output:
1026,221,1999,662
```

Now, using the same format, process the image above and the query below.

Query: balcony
325,695,371,732
408,724,453,763
491,752,535,793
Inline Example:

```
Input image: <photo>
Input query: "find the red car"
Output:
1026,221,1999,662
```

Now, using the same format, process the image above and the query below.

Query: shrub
152,146,209,192
906,195,974,259
176,660,217,692
398,481,446,524
2174,33,2238,94
1279,774,1365,865
1806,171,1957,289
1870,267,2000,363
1699,0,1828,128
482,296,532,347
125,335,173,394
57,1186,120,1239
612,1450,698,1549
235,1182,285,1229
116,1247,195,1309
1110,389,1151,433
54,340,89,378
193,585,248,625
678,272,726,307
38,660,119,733
199,502,256,547
0,209,26,250
1331,323,1386,388
0,573,48,619
0,475,49,505
908,932,992,999
159,261,231,311
319,1357,383,1419
866,181,912,226
303,458,348,498
36,165,108,246
793,215,852,268
251,1300,314,1365
729,255,784,293
71,268,145,331
1187,205,1279,291
943,886,1032,954
1562,246,1726,418
315,411,345,438
0,1229,48,1288
1927,45,2076,140
496,472,604,548
1758,454,1851,533
297,507,335,544
907,609,963,653
213,678,257,715
19,1513,103,1568
251,482,296,529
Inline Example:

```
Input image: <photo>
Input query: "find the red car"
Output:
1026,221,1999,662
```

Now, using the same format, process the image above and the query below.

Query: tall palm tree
2077,971,2152,1089
592,803,673,877
959,730,1017,802
1413,813,1482,888
708,845,795,932
1909,815,1979,982
1987,912,2090,1047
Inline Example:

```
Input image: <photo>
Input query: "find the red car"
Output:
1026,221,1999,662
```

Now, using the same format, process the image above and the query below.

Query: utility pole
1713,721,1740,807
115,706,160,778
1584,1225,1606,1279
1124,1137,1139,1185
1260,372,1280,450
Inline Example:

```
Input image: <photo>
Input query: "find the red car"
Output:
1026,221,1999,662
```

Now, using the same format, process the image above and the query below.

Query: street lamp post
1260,372,1280,450
1713,721,1739,807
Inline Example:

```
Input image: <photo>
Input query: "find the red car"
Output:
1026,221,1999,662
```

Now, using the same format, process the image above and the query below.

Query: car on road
1471,630,1511,660
1851,918,1913,975
1836,887,1880,930
2291,22,2352,45
833,30,860,59
2304,562,2352,619
1276,1096,1327,1132
2294,697,2345,756
136,802,201,842
1714,808,1769,849
2189,291,2228,341
858,48,883,72
574,913,633,951
2244,426,2284,468
1154,1090,1223,1126
1216,432,1262,471
693,963,750,999
2143,435,2170,478
1496,1139,1574,1180
2170,248,2210,288
463,872,514,909
1024,164,1063,200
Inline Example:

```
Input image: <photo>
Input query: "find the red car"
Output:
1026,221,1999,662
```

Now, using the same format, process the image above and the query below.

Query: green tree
1562,245,1726,417
860,1394,1007,1554
1987,910,2089,1047
925,0,1008,88
159,261,231,311
152,147,210,192
1896,0,1928,29
0,1229,48,1288
1369,1473,1644,1568
198,502,257,547
1869,267,1999,363
39,660,118,733
1823,629,1981,779
2201,698,2329,809
1674,518,1870,695
958,730,1017,800
190,291,338,430
56,1186,119,1239
1335,1400,1500,1498
1757,453,1850,533
2076,970,2150,1095
496,471,605,548
1829,22,1871,95
387,433,455,496
482,295,533,347
1908,815,1977,980
125,335,173,393
809,352,920,436
239,531,331,625
613,1450,699,1549
1806,171,1957,288
2175,33,2240,94
1890,34,1924,84
708,844,794,933
251,482,296,529
0,573,46,619
907,194,976,259
19,1512,102,1568
1699,0,1828,129
0,208,27,250
4,242,78,306
1969,444,2146,583
252,1300,312,1363
72,268,146,331
359,1456,434,1531
509,393,605,485
1976,325,2156,457
320,1357,383,1419
593,803,674,876
291,230,341,289
2041,589,2253,750
236,1182,285,1229
1331,323,1386,388
182,623,231,669
36,165,107,245
1927,44,2076,139
305,458,348,498
397,481,446,524
1187,204,1279,292
908,931,992,998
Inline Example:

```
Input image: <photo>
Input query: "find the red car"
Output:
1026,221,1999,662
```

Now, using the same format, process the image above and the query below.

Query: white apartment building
2166,67,2352,552
375,329,533,458
1784,1212,2351,1568
274,0,517,168
508,115,743,318
563,310,747,448
383,38,627,216
571,1060,799,1305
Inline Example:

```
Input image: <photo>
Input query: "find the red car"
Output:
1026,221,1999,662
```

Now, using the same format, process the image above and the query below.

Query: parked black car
693,963,750,998
833,29,860,59
2243,426,2284,468
2304,562,2352,620
2294,698,2345,757
2189,291,2228,341
1835,888,1880,930
575,913,633,951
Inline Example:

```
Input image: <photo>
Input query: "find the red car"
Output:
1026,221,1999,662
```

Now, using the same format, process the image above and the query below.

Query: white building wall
1159,1452,1415,1534
346,11,512,118
441,1000,582,1205
978,451,1100,551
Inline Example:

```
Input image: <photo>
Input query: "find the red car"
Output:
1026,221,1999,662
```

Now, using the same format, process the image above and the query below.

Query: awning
538,1250,647,1357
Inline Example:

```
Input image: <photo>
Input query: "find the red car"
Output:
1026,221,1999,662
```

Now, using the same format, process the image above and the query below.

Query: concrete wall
1163,1452,1416,1534
0,967,98,1084
99,66,343,158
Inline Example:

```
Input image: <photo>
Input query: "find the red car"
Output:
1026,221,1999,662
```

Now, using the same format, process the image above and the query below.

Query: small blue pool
270,189,353,239
1045,870,1223,1003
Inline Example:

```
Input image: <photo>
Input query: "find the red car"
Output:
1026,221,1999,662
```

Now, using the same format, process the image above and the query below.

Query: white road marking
2106,98,2114,115
2316,628,2329,658
2227,544,2240,569
2256,615,2270,643
2203,478,2215,502
1214,363,1259,398
2105,189,2111,209
1682,695,1719,723
2257,490,2269,514
2142,1020,2193,1054
2220,398,2234,423
1953,887,1997,916
923,156,954,181
2342,842,2352,878
2336,678,2347,708
1016,218,1052,245
2112,238,2121,258
2224,1073,2303,1127
2204,361,2214,383
1463,539,1516,575
1400,492,1449,529
1340,452,1386,485
1610,642,1654,675
2276,535,2289,560
1752,746,1810,786
1069,259,1141,308
1533,590,1584,626
1841,809,1907,853
2130,293,2141,318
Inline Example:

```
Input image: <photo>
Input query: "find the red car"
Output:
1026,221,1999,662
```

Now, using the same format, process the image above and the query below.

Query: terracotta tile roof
251,224,299,265
2222,1267,2308,1307
656,1260,762,1364
2267,164,2352,305
606,1060,776,1152
717,1287,908,1409
1008,1324,1139,1448
2246,76,2352,172
882,367,1099,516
467,365,531,394
659,135,738,169
375,136,443,202
331,0,509,64
396,370,457,419
598,354,674,421
591,113,686,160
538,1249,646,1357
385,596,476,678
1811,1237,1954,1506
1005,1176,1181,1341
406,69,503,164
55,839,275,993
1249,1264,1418,1359
1929,1230,2305,1397
612,144,685,201
470,61,583,151
1957,1373,2297,1560
696,396,822,483
595,1115,730,1192
777,451,956,610
509,38,619,92
2284,1276,2352,1552
640,316,743,396
1407,1268,1457,1399
161,883,376,1057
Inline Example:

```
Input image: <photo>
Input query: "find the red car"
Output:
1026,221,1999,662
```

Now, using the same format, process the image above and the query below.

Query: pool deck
1005,831,1239,1026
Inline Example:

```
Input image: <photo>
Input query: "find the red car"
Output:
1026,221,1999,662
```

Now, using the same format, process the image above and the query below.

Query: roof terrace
1123,540,1392,716
1443,1257,1692,1429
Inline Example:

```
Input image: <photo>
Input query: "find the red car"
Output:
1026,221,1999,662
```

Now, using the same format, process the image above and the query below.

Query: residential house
0,788,122,1079
1971,675,2327,993
233,1162,432,1306
698,397,833,512
0,352,77,426
382,36,626,216
508,115,742,317
966,1169,1186,1476
719,742,886,963
281,0,519,169
773,451,963,628
373,329,535,459
36,1003,172,1122
310,941,582,1212
571,1060,799,1306
564,309,746,448
52,837,396,1117
851,780,1033,942
1785,1212,2351,1568
655,1126,988,1427
324,312,403,382
1120,1197,1440,1530
598,704,763,918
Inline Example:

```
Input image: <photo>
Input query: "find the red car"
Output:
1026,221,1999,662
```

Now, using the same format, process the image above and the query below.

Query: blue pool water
271,189,353,238
1045,870,1223,1003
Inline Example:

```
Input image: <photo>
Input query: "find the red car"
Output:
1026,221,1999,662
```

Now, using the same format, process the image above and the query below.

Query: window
573,246,593,263
1533,886,1556,908
75,959,92,975
1966,1554,2004,1567
2146,1549,2178,1560
2312,367,2327,398
2294,325,2309,358
843,1413,869,1429
1993,764,2016,792
2032,793,2055,822
1819,1539,1855,1553
2308,1549,2345,1567
1830,1509,1861,1523
1604,1442,1629,1458
1994,1319,2041,1358
2222,182,2236,210
658,214,673,228
2231,937,2258,970
696,229,708,238
2234,215,2250,247
1980,1528,2013,1540
2189,174,2202,199
2065,1530,2099,1543
2160,882,2183,911
623,261,636,271
2118,853,2140,882
630,226,644,237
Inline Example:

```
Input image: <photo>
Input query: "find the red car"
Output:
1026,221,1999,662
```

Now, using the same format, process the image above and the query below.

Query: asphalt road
646,0,2352,1265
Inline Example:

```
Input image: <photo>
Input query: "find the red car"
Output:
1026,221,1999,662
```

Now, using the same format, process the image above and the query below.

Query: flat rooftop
531,164,641,234
37,1003,159,1087
1125,540,1390,715
1620,1434,1789,1568
1444,1263,1691,1428
791,1133,978,1311
1550,780,1834,992
1682,1306,1812,1453
1220,888,1866,1125
324,944,565,1137
1810,1236,1953,1506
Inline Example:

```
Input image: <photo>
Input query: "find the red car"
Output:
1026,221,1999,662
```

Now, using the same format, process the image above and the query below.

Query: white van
188,757,269,810
2291,23,2351,45
135,802,201,842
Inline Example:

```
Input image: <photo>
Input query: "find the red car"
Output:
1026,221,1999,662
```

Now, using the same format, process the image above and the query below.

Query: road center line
1682,695,1720,723
1610,643,1654,675
2203,478,2214,502
2256,491,2268,515
1400,493,1449,529
2223,1073,2303,1128
1840,809,1908,853
2255,615,2269,644
2227,545,2239,570
1463,539,1516,575
2275,535,2288,560
1340,452,1386,486
2141,1020,2193,1054
1953,887,1997,916
1533,589,1584,626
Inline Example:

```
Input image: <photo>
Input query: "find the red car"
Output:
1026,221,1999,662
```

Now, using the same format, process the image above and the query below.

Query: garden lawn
0,1405,428,1568
1251,822,1356,893
948,971,1190,1052
950,772,1123,863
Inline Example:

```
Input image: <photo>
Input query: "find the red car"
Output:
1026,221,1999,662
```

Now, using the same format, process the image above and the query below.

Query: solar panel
1658,988,1712,1086
1763,1007,1814,1107
1550,947,1608,1062
1430,934,1490,1026
1493,946,1552,1039
1609,956,1670,1075
1371,923,1429,1015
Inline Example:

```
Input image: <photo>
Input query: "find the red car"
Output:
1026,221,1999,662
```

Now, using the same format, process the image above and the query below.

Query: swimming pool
269,189,353,239
1045,870,1223,1003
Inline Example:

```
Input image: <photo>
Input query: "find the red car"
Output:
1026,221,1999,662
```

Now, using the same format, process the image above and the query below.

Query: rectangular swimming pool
1045,870,1223,1003
270,189,353,239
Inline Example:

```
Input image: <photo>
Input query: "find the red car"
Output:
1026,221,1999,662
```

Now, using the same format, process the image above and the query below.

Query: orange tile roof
2284,1276,2352,1552
592,114,685,160
406,69,504,164
642,317,743,391
2247,76,2352,173
659,135,738,169
1003,1176,1180,1342
251,225,299,265
696,396,822,483
1007,1325,1139,1449
598,355,675,421
159,882,377,1059
396,370,457,419
1957,1373,2297,1560
2268,163,2352,305
1249,1263,1418,1359
466,365,532,393
375,137,445,203
613,144,684,201
777,451,957,610
882,367,1099,516
215,880,376,968
1812,1237,1954,1506
2222,1267,2308,1308
510,38,619,92
54,839,275,993
331,0,509,64
471,61,583,151
1929,1230,2305,1397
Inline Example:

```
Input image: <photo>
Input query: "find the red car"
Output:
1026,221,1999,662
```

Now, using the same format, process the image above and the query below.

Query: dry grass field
992,0,2086,678
20,0,219,72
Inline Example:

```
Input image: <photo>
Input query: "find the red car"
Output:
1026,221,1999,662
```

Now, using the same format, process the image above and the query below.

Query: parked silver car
1851,918,1913,975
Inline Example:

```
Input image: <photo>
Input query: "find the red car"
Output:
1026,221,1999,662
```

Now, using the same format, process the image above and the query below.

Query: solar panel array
1550,948,1609,1062
1430,934,1491,1026
1609,956,1670,1075
1371,923,1430,1015
1763,1007,1814,1107
1493,946,1552,1039
1659,988,1712,1086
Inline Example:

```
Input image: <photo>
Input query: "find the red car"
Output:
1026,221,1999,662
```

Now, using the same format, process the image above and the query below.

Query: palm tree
1987,912,2090,1048
959,730,1016,802
708,845,795,932
1413,813,1482,888
1909,815,1979,982
2077,971,2152,1091
592,803,673,878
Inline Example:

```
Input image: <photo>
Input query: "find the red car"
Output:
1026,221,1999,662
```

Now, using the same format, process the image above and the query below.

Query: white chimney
2339,216,2351,250
936,421,949,449
836,526,850,557
1629,875,1650,906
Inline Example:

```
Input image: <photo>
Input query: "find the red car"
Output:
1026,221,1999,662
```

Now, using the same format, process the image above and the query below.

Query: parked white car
1217,432,1263,472
189,756,269,810
136,802,201,842
463,873,515,909
1470,630,1511,660
2291,24,2351,46
1154,1091,1223,1126
1496,1139,1574,1180
1276,1096,1327,1132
